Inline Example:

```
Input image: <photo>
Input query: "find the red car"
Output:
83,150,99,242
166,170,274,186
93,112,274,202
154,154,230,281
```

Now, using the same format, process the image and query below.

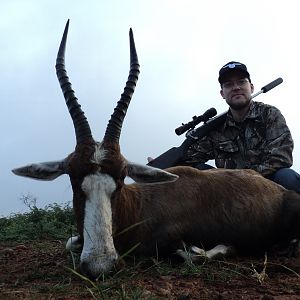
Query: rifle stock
147,112,227,169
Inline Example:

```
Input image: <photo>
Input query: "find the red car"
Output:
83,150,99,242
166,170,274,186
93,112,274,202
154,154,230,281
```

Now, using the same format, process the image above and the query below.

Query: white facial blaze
80,172,118,276
90,142,107,165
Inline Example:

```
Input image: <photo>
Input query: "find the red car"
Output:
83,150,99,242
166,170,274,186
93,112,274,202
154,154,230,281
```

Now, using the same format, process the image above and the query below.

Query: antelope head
12,20,178,279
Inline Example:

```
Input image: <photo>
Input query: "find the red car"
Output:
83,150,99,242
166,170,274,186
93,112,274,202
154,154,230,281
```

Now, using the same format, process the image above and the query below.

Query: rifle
147,77,283,169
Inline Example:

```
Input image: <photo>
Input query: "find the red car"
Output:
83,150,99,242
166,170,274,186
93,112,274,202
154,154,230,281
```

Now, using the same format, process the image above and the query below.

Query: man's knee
271,168,300,192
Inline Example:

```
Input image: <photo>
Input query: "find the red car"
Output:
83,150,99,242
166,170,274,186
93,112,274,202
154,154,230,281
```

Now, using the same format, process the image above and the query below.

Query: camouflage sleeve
253,106,293,177
181,135,215,166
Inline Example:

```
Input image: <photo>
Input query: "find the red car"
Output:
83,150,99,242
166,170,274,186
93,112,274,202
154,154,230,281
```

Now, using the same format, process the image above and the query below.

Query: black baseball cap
218,61,250,84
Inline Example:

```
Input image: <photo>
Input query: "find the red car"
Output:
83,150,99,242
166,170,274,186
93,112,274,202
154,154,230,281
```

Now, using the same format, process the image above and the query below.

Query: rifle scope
175,107,217,136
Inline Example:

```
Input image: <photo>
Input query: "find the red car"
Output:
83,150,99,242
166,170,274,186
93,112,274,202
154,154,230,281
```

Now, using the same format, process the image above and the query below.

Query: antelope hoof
66,235,83,253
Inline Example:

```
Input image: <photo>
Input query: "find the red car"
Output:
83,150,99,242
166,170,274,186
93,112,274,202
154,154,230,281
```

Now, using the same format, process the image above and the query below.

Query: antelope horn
104,28,140,144
55,20,93,144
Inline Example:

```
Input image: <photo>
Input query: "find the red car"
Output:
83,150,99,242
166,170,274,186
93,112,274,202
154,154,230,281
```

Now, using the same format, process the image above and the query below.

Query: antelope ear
127,161,178,184
12,159,67,181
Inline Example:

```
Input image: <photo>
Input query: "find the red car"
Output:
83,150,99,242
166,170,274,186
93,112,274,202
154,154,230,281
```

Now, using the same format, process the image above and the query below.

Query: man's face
220,72,254,110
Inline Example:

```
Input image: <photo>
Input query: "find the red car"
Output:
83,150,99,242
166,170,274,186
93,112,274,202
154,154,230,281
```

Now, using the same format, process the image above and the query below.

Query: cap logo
223,63,242,69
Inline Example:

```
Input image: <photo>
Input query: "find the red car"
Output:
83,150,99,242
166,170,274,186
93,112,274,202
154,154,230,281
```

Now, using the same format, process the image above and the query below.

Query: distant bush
0,201,76,242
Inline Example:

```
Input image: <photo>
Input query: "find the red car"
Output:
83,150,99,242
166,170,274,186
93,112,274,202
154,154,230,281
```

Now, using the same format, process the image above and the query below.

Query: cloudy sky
1,0,299,216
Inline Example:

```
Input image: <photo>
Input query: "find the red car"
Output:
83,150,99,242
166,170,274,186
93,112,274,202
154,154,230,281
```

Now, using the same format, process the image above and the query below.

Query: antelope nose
80,256,118,280
80,261,99,280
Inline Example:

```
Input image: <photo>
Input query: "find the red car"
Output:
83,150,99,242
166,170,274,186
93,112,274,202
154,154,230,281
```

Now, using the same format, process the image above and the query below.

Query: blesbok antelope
13,21,300,280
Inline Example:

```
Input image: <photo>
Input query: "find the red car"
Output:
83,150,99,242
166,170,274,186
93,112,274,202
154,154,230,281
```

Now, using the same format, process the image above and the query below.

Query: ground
0,240,300,299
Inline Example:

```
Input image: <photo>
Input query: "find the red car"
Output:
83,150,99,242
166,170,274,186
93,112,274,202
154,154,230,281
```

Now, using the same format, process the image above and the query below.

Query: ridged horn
55,20,93,144
104,28,140,144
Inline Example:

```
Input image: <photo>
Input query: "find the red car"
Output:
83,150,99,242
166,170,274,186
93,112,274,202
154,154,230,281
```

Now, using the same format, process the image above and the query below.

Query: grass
0,195,76,243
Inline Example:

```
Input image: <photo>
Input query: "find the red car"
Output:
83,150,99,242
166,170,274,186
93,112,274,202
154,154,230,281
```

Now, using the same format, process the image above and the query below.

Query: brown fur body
112,166,300,256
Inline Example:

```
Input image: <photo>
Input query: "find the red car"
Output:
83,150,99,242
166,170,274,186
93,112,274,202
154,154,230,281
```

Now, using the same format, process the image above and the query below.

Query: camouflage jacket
183,101,293,177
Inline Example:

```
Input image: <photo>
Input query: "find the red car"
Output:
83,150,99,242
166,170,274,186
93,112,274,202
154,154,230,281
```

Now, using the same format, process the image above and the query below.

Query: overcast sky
1,0,299,216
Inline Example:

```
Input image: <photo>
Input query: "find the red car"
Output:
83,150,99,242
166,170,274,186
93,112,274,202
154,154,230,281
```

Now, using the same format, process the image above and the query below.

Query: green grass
0,197,76,242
